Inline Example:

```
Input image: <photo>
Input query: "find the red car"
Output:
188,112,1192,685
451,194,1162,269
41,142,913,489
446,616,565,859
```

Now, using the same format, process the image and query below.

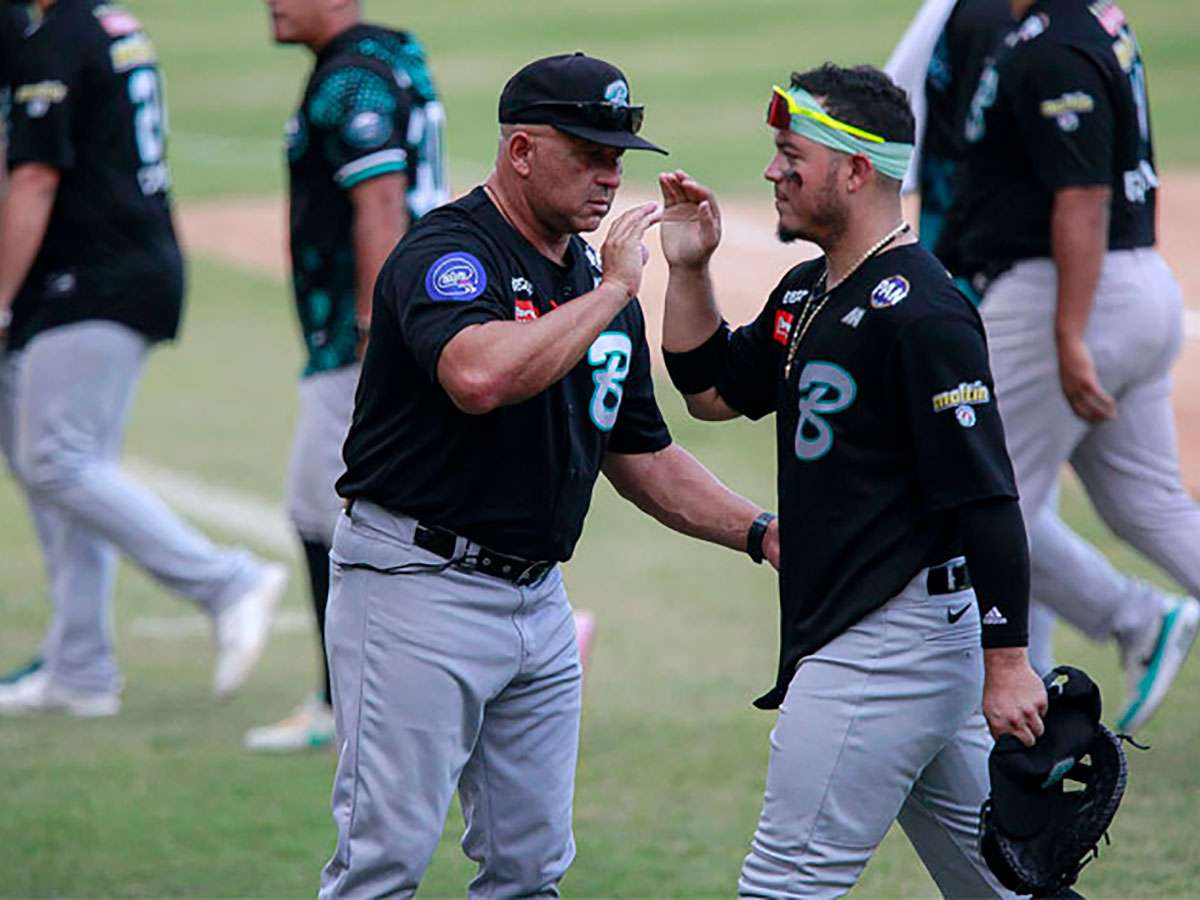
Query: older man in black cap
318,52,780,898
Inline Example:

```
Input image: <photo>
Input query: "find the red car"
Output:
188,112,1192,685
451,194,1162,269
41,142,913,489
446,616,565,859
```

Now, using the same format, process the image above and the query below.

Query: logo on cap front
604,80,630,106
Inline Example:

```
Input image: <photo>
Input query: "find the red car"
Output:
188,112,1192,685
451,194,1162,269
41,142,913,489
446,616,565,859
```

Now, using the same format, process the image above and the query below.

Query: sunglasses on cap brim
766,85,886,144
509,100,645,134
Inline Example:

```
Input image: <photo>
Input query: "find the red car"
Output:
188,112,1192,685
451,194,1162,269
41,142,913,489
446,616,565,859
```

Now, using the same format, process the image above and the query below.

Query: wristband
746,511,777,564
662,321,730,395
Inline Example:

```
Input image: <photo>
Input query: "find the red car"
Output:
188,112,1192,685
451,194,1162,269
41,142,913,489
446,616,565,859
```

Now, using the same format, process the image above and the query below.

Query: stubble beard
776,164,848,249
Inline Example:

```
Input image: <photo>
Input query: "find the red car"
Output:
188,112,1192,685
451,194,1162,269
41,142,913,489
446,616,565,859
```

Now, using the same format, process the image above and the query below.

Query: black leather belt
927,558,971,595
413,522,555,587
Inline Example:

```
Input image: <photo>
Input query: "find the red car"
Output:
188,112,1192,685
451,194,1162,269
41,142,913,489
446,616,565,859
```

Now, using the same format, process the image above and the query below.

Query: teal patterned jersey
287,24,447,377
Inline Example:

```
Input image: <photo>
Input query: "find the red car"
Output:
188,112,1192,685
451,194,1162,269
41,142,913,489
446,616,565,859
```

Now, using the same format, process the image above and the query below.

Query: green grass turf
2,1,1199,894
136,0,1200,202
0,254,1197,896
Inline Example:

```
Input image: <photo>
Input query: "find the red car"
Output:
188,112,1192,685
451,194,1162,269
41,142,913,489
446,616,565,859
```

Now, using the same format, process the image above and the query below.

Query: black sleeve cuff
959,497,1030,649
662,322,730,395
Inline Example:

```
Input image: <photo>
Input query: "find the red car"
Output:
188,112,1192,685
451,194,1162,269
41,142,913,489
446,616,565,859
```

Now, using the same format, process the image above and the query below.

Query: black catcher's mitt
979,666,1129,898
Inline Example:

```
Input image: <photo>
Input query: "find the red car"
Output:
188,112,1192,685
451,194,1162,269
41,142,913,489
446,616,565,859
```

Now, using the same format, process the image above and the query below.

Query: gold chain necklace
782,221,911,380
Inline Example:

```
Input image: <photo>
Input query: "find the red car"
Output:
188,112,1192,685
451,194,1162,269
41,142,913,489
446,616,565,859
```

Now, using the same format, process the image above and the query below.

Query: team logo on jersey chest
587,331,632,432
425,252,487,302
794,362,857,461
870,275,909,309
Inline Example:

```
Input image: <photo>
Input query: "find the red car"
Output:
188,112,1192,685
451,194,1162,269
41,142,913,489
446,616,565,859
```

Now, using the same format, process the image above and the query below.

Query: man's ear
505,130,536,179
844,153,874,195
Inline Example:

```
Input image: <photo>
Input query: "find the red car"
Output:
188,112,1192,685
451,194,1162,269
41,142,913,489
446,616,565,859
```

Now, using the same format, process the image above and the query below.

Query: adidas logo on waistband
982,607,1008,626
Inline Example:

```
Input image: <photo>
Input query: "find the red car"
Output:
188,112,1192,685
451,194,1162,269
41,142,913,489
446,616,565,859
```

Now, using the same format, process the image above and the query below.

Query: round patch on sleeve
870,275,910,309
425,252,488,302
343,110,393,149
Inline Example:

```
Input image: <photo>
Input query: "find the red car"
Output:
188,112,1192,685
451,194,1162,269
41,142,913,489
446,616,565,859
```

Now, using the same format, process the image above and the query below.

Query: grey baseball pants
1,348,103,668
285,363,359,545
982,248,1199,653
739,565,1016,899
13,320,262,693
319,500,581,900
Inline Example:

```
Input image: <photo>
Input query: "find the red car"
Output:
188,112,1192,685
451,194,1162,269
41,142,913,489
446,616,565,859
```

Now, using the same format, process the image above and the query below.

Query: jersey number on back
794,361,856,461
588,331,632,432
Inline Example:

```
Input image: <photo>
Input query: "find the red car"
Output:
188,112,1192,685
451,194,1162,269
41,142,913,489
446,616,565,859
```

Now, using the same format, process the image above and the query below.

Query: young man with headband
658,63,1044,895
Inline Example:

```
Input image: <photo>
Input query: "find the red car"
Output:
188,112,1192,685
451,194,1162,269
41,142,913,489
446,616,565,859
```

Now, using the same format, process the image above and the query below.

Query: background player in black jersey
949,0,1200,734
320,53,781,897
887,0,1177,697
0,0,287,717
658,64,1045,895
0,0,58,690
245,0,449,754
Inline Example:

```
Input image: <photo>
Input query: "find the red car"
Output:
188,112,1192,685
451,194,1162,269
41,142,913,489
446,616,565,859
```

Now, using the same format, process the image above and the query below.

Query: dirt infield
177,173,1200,491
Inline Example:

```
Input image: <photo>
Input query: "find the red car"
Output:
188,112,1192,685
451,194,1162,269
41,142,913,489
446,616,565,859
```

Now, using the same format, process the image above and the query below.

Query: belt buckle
514,560,549,587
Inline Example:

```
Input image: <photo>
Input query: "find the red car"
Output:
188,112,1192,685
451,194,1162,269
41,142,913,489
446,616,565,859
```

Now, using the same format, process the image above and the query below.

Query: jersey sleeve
309,62,411,190
607,301,672,455
6,27,78,171
386,235,510,381
714,287,786,420
1013,44,1115,190
892,312,1018,511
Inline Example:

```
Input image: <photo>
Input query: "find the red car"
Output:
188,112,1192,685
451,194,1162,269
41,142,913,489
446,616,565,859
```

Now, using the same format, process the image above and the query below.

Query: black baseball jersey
337,187,672,562
919,0,1012,256
948,0,1157,284
6,0,182,350
714,244,1017,708
288,23,447,377
1,4,28,103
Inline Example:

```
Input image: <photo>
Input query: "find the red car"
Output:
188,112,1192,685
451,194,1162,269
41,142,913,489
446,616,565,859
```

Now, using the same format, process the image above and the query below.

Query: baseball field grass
1,1,1198,896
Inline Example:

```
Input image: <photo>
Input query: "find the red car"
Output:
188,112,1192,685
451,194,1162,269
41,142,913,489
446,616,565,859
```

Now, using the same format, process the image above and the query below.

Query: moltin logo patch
425,252,487,302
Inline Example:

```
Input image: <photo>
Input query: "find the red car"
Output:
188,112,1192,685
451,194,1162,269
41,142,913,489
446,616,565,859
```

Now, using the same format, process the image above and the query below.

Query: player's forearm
662,263,723,352
1050,186,1109,345
603,443,767,554
958,496,1030,648
0,163,59,313
437,279,632,414
351,174,409,327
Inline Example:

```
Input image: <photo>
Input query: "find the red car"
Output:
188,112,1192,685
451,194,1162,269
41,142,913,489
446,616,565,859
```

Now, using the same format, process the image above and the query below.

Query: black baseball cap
498,52,667,155
987,666,1103,839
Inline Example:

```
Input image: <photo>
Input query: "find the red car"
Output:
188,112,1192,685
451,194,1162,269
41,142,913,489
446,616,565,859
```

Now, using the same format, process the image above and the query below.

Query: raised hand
600,201,662,300
659,169,722,270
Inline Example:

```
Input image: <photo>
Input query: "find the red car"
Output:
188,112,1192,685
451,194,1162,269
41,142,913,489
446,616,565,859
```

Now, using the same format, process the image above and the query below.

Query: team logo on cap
425,252,487,302
604,80,630,106
870,275,909,309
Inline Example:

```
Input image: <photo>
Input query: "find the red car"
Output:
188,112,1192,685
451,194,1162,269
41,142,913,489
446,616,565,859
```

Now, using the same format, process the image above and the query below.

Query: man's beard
776,165,848,247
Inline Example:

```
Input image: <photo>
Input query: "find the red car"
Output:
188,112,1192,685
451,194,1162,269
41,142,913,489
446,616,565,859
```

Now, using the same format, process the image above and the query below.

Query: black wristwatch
746,511,777,564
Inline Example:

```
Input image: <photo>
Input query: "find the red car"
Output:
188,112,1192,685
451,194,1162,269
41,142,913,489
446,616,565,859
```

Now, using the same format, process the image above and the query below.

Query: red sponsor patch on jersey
773,310,794,345
98,9,142,36
515,299,539,322
1090,0,1127,36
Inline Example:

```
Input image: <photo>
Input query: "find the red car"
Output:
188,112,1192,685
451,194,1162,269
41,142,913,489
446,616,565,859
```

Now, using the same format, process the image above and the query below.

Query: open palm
659,170,722,269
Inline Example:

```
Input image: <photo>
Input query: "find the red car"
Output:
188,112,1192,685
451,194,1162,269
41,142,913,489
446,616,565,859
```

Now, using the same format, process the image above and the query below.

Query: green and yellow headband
766,84,914,181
